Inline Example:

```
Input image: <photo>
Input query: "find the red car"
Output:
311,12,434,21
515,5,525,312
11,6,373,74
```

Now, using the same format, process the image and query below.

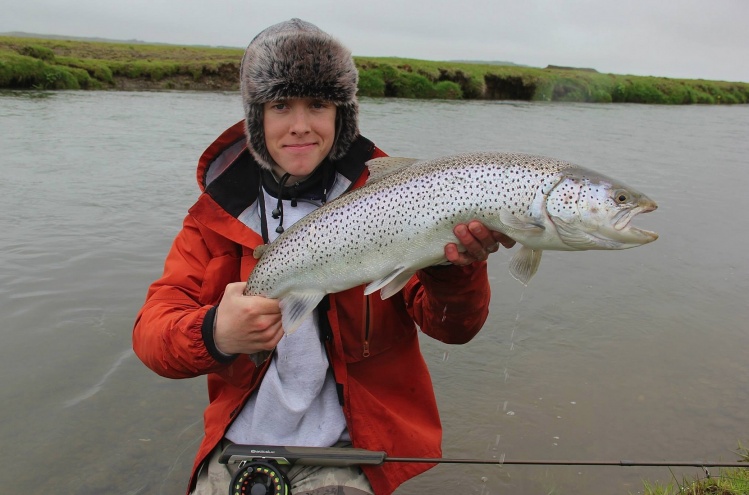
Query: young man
133,18,513,495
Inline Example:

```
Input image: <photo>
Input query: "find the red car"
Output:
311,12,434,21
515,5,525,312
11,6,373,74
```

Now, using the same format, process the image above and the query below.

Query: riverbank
2,36,748,104
643,466,749,495
642,444,748,495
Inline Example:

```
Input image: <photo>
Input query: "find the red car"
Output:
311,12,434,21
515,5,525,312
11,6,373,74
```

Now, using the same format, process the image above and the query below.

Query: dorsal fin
365,157,421,183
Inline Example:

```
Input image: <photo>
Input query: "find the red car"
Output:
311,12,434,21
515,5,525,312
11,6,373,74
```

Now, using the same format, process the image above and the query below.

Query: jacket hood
196,121,378,221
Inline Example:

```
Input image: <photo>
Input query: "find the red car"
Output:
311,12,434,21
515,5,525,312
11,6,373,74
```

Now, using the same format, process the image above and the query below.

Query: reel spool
229,460,290,495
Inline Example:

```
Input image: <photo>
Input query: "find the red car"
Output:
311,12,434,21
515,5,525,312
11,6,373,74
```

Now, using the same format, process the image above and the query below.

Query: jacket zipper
318,296,345,407
362,294,371,358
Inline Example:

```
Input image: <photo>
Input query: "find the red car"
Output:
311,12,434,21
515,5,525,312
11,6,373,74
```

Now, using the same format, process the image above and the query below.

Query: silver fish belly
245,152,658,334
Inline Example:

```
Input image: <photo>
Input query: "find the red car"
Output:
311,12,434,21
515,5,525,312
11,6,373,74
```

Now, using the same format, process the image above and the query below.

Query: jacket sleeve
132,215,235,379
402,261,491,344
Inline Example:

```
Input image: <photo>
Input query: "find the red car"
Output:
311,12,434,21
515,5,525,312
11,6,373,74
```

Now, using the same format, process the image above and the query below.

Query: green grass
0,36,241,90
637,443,749,495
354,56,749,104
1,36,748,103
639,469,749,495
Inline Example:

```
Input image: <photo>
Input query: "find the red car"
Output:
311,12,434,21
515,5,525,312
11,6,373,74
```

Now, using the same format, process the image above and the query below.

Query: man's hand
445,220,516,266
213,282,284,355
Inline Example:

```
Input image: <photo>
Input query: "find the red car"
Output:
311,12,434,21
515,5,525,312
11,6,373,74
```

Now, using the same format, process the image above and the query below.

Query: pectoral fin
508,246,543,285
499,210,546,234
279,291,326,334
364,265,417,299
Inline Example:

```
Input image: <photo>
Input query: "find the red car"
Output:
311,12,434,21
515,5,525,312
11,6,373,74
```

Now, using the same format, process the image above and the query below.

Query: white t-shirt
226,174,352,446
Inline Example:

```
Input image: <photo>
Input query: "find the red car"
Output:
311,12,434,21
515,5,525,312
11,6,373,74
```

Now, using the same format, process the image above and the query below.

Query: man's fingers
492,231,516,249
446,221,516,266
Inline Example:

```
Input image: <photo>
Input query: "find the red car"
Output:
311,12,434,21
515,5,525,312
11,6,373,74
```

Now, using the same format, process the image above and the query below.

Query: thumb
223,281,247,297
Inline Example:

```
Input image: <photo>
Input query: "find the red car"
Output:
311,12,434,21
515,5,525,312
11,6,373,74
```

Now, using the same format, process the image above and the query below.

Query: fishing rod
219,444,747,495
220,444,749,468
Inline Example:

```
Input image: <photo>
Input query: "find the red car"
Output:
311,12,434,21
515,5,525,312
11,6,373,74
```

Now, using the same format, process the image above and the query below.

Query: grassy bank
641,467,749,495
2,36,748,104
637,443,749,495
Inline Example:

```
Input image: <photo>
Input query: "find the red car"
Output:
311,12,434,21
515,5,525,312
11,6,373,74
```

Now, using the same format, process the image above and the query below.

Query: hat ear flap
244,104,274,170
330,101,359,161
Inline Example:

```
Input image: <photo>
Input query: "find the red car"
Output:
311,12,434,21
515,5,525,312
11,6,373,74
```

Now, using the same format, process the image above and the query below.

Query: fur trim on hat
241,18,359,170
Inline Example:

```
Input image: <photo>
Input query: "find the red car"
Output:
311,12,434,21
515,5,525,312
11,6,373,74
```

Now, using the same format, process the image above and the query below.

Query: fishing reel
220,443,386,495
229,459,290,495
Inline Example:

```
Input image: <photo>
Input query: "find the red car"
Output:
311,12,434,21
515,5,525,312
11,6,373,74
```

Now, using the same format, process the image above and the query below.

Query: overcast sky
3,0,747,82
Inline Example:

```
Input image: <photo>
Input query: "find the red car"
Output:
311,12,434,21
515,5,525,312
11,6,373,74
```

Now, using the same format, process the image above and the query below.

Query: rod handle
219,444,387,467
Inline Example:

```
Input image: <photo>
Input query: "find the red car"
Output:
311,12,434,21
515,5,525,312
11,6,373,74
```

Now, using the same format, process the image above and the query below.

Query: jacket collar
189,120,376,247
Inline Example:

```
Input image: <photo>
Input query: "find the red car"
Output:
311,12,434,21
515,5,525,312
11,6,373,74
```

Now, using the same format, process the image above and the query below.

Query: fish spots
247,151,584,298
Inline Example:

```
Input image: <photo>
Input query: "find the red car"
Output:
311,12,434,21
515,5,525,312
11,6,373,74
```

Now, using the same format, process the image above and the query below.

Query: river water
1,91,747,495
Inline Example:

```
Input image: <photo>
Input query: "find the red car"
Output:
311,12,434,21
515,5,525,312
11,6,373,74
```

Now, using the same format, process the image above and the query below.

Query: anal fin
508,246,543,285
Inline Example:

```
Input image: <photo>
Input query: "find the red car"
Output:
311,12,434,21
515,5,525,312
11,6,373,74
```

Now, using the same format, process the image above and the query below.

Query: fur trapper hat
240,18,359,170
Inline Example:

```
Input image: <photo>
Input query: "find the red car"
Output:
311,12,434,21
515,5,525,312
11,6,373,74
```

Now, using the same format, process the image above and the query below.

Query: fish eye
613,189,631,204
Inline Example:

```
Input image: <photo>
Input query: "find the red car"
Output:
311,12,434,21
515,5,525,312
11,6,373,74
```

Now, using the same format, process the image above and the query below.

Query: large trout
245,152,658,334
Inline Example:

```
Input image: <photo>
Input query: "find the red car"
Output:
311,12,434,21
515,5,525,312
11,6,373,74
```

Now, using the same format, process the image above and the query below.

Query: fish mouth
613,200,659,242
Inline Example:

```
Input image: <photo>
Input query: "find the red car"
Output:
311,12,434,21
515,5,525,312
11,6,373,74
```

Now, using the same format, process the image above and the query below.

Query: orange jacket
132,121,492,494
